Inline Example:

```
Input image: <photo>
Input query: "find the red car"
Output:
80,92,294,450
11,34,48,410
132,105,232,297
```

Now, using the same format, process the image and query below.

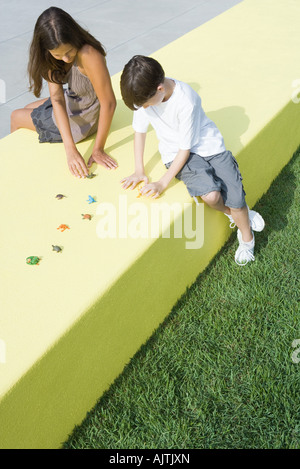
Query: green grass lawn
63,149,300,449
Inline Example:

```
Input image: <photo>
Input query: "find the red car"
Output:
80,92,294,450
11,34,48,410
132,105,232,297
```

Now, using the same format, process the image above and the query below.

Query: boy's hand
120,172,149,190
140,180,167,199
88,149,118,170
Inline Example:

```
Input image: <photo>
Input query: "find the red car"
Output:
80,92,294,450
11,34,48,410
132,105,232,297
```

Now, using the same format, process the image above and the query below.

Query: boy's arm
120,132,149,189
141,148,190,198
160,148,190,188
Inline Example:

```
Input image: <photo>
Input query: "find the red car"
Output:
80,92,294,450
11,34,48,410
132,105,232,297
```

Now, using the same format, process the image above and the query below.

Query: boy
120,55,264,265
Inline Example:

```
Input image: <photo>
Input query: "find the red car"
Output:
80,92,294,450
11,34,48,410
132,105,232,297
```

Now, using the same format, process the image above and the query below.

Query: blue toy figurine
87,195,96,204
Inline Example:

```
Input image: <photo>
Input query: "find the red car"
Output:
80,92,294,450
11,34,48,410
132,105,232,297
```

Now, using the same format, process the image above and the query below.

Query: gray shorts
165,150,246,209
31,98,62,143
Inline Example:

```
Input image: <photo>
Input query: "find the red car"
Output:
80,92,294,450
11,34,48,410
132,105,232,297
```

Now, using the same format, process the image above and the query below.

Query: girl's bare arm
48,80,88,178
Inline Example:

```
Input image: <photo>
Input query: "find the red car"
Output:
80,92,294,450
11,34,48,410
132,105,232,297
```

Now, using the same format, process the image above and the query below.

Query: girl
11,7,117,178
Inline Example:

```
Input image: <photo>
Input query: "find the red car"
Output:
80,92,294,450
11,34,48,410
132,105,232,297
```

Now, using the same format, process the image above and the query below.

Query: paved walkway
0,0,243,138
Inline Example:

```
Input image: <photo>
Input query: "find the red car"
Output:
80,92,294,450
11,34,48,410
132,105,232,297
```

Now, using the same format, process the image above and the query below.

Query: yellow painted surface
0,0,300,448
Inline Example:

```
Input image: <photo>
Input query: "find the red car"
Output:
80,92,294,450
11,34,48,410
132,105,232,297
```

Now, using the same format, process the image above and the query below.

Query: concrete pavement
0,0,243,138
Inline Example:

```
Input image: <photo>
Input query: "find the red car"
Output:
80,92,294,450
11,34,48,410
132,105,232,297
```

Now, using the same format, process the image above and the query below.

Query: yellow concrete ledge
1,0,300,448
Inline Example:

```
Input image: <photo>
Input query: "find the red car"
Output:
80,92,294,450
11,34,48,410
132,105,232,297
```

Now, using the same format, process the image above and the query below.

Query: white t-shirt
132,79,226,164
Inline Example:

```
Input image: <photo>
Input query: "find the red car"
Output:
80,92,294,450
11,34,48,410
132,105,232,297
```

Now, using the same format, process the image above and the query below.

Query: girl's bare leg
10,97,48,133
24,97,49,110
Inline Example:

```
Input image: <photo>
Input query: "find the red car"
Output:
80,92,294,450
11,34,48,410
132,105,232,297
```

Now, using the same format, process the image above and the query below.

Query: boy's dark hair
120,55,165,110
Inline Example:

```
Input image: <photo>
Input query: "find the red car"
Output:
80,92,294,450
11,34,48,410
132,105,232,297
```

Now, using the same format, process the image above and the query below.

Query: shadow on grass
249,147,299,257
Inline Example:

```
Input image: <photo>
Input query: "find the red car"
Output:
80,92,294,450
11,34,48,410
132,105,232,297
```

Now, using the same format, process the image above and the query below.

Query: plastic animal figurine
137,184,144,198
57,224,70,232
81,214,92,220
87,195,96,204
55,194,66,200
86,173,96,179
26,256,40,265
52,245,62,253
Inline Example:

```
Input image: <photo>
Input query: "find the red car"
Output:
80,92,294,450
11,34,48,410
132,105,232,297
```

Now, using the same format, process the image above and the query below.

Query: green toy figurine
26,256,40,265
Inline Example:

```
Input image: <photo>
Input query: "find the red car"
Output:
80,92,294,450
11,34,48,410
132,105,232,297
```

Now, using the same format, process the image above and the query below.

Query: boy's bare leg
229,206,253,242
201,191,253,243
201,191,230,214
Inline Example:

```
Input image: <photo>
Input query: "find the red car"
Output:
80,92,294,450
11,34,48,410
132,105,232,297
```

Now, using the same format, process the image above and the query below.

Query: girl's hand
88,149,118,170
66,148,89,178
120,172,149,190
140,180,167,198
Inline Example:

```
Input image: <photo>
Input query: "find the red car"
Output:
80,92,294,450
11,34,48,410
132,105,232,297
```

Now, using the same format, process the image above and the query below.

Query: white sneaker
248,209,265,232
235,229,255,266
225,207,265,232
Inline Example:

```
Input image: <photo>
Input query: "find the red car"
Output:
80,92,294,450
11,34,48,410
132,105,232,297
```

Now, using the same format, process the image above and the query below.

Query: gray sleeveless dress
31,60,99,143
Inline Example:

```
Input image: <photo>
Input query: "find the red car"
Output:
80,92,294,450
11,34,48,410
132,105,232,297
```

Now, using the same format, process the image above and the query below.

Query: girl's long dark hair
28,7,106,97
